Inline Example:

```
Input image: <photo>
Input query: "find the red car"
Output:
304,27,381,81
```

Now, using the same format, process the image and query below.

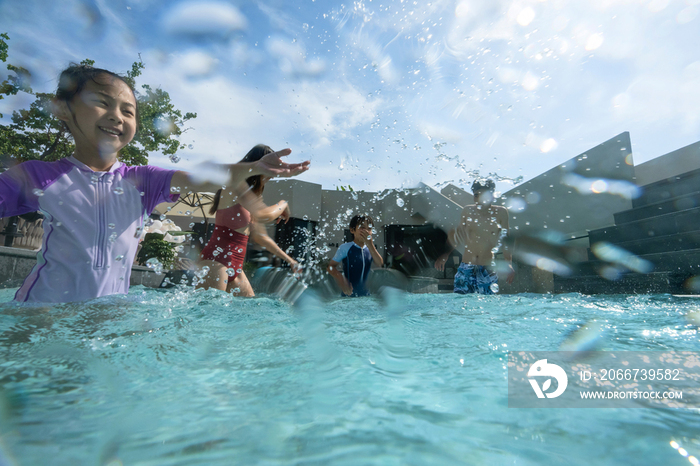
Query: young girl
197,144,301,296
0,64,309,303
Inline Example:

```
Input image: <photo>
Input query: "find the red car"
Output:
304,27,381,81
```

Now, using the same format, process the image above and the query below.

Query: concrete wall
263,179,323,222
634,140,700,186
411,183,463,232
501,131,636,240
441,184,473,208
0,246,39,289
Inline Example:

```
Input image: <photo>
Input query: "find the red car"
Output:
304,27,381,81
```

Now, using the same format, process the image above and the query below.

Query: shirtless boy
434,179,514,294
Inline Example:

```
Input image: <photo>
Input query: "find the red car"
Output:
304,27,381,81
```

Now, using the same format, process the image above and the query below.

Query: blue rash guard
332,241,373,297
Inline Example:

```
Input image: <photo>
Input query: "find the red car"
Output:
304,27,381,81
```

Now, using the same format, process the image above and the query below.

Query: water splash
562,173,642,200
591,242,654,274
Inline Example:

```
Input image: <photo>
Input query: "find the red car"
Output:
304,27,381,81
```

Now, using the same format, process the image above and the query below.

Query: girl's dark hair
56,63,140,136
349,214,374,230
209,144,274,215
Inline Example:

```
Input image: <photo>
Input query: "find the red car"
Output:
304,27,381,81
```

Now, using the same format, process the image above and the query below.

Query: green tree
0,34,195,166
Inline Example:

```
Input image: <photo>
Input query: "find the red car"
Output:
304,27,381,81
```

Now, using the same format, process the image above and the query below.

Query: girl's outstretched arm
169,148,309,219
169,148,309,195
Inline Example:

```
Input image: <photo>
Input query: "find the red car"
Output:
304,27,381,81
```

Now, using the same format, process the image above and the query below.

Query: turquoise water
1,286,699,465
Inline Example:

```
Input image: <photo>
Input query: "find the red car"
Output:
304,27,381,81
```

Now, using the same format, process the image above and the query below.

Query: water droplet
396,198,405,207
169,154,181,163
32,188,44,197
160,214,167,221
108,223,115,229
226,268,236,276
146,257,164,274
188,144,194,150
303,215,309,220
114,187,124,195
109,232,118,242
189,222,195,228
146,257,160,267
91,174,99,184
115,255,124,261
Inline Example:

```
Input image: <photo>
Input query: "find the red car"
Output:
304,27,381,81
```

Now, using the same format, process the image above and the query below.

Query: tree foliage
136,233,177,270
0,34,196,166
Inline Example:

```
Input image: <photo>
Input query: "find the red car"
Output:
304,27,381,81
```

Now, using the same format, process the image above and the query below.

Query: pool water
1,286,699,465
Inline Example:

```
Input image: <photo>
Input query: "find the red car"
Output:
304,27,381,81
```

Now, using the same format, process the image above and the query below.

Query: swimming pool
1,286,699,465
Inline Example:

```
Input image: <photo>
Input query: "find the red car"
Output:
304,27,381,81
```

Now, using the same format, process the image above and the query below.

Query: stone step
589,207,700,244
553,271,691,294
573,249,700,288
615,191,700,224
633,167,700,208
586,230,700,260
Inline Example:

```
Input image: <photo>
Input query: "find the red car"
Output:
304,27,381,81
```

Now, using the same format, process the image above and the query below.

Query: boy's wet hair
471,179,495,194
349,214,374,230
56,63,140,135
209,144,273,215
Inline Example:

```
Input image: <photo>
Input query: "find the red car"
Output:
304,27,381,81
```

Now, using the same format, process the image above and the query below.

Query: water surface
1,287,699,465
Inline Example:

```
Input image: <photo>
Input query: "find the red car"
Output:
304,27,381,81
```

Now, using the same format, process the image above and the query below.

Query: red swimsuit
200,205,251,279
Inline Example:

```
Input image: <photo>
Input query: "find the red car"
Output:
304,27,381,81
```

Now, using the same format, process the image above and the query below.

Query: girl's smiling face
58,73,137,168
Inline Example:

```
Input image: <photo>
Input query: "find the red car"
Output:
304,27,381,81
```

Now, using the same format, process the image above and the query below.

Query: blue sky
1,0,699,193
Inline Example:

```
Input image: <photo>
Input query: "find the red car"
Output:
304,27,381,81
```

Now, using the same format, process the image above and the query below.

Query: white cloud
266,38,326,77
161,1,247,38
283,81,382,147
418,122,463,144
170,50,218,78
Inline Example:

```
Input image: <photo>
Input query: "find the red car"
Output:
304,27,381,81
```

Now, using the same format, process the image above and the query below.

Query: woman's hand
256,149,310,178
290,260,302,274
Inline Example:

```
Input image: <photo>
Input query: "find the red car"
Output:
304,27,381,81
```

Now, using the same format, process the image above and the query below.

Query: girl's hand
276,203,291,224
290,260,301,274
257,149,310,178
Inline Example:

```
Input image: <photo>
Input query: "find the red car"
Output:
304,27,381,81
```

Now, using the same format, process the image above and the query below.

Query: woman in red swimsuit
197,144,300,296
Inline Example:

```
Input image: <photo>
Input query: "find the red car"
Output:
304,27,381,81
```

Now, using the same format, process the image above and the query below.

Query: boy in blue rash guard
328,215,384,297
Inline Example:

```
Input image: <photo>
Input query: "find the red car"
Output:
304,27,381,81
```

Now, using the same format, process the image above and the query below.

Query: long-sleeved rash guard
0,156,178,303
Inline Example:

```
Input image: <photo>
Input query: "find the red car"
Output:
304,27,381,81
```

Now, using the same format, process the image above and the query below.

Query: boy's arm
250,222,300,272
328,260,353,296
435,209,469,271
357,228,383,268
367,240,383,268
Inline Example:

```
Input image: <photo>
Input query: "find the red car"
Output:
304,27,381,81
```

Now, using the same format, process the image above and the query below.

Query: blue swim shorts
453,263,498,295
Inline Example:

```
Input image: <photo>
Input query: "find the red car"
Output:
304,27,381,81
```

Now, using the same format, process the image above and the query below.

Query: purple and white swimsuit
0,156,178,303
